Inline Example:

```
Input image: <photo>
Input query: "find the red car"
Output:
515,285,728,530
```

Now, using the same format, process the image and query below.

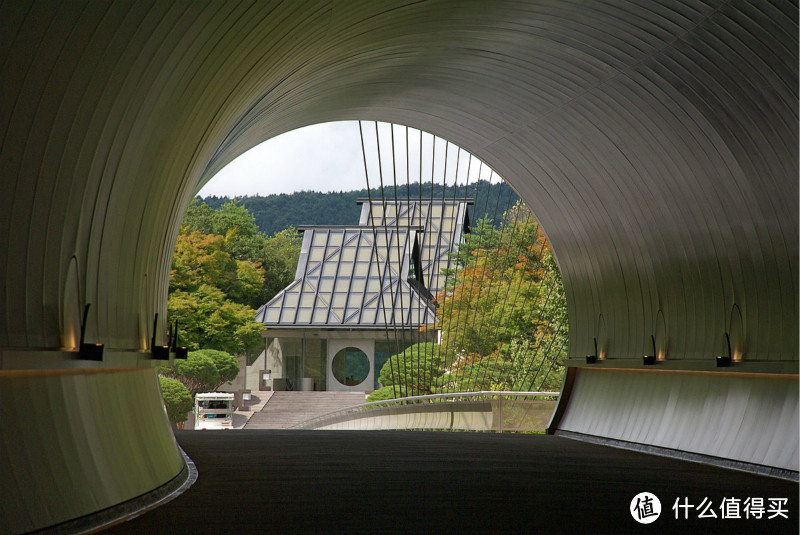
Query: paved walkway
105,431,797,534
232,391,273,429
244,391,367,429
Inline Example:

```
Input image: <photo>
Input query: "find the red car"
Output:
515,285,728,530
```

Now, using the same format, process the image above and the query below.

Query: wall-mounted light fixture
151,313,170,359
716,332,732,367
643,334,657,365
79,303,104,360
171,319,188,359
586,337,598,364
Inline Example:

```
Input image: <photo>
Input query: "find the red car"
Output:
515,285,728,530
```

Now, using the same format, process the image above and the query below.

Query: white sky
198,121,498,197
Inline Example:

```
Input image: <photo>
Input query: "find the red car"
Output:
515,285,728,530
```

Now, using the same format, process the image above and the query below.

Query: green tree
436,201,568,393
191,349,240,390
158,376,193,426
215,200,264,261
159,351,220,397
169,224,265,354
260,226,302,302
168,285,263,355
182,199,216,234
367,343,445,401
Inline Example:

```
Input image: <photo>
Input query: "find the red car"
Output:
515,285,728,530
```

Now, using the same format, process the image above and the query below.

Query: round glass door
331,347,370,386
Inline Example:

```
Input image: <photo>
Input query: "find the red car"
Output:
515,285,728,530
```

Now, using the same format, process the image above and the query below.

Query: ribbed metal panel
0,368,185,534
0,2,796,525
558,368,799,471
1,0,795,367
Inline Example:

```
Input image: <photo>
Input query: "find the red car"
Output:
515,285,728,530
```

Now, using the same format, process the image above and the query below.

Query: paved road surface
105,431,798,534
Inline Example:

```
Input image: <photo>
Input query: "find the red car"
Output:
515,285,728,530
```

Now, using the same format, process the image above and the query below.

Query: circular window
332,347,370,386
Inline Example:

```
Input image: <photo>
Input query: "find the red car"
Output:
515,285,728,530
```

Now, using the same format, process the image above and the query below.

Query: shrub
159,376,193,426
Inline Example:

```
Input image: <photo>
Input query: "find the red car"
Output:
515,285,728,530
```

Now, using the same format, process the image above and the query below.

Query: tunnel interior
0,1,796,533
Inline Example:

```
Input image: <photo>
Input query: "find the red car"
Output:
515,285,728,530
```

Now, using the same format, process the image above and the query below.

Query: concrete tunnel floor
105,431,798,534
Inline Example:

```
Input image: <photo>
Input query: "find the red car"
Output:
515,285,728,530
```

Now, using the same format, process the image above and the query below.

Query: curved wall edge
552,368,799,473
0,368,185,534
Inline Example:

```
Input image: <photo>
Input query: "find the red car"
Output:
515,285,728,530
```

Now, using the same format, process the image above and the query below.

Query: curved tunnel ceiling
0,0,796,366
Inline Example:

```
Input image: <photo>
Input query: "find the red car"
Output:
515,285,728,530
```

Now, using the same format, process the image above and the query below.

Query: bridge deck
105,431,797,534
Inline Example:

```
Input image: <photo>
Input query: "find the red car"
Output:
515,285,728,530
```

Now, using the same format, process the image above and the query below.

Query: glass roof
256,199,472,329
358,199,472,294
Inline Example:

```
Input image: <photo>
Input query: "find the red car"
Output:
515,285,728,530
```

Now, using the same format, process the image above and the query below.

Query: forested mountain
200,180,518,236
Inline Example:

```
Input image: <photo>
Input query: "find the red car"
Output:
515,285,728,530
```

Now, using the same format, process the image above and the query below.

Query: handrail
292,391,559,430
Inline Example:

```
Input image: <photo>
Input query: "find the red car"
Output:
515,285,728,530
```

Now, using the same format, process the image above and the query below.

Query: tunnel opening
1,2,795,531
161,121,568,430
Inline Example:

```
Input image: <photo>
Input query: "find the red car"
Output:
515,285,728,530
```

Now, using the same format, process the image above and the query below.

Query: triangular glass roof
357,199,472,294
256,199,472,329
257,225,436,328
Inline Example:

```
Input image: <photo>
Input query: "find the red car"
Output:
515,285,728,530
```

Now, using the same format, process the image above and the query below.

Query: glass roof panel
322,264,338,277
311,231,328,246
327,230,344,247
351,278,366,292
261,200,469,329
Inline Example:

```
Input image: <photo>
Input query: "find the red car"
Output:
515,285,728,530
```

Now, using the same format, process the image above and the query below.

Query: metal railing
292,391,559,432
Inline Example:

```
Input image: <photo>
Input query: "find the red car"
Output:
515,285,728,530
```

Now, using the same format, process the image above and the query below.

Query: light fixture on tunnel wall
642,335,657,365
79,303,104,360
171,319,188,359
151,313,170,359
586,337,598,364
716,332,732,367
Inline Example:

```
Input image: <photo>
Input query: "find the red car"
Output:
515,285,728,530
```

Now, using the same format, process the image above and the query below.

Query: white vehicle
194,392,235,430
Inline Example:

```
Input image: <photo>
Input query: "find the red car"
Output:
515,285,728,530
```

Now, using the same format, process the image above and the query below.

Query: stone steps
244,391,367,429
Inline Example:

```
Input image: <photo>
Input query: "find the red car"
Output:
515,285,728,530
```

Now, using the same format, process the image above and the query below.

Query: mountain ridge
199,180,518,236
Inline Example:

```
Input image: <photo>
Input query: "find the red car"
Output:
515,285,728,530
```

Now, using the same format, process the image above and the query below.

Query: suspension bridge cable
508,264,558,390
425,132,438,391
475,207,551,390
358,120,399,398
374,122,408,397
443,166,494,392
536,332,569,391
460,172,517,390
438,146,469,382
526,270,569,391
403,126,422,393
510,270,564,390
474,208,541,390
388,124,411,396
490,228,551,390
438,149,473,391
520,310,567,391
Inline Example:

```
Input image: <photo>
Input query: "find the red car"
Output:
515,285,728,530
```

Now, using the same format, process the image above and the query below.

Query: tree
159,351,220,397
159,376,193,427
436,201,568,393
191,349,240,390
197,180,518,237
168,285,263,355
169,220,265,354
367,343,445,401
169,200,301,355
260,226,303,302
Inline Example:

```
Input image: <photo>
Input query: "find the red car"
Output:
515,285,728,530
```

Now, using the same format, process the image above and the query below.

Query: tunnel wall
0,368,185,534
0,0,796,529
554,368,799,473
1,1,796,370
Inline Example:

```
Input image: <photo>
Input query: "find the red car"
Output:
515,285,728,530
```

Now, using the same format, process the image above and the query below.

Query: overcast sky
198,121,498,198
